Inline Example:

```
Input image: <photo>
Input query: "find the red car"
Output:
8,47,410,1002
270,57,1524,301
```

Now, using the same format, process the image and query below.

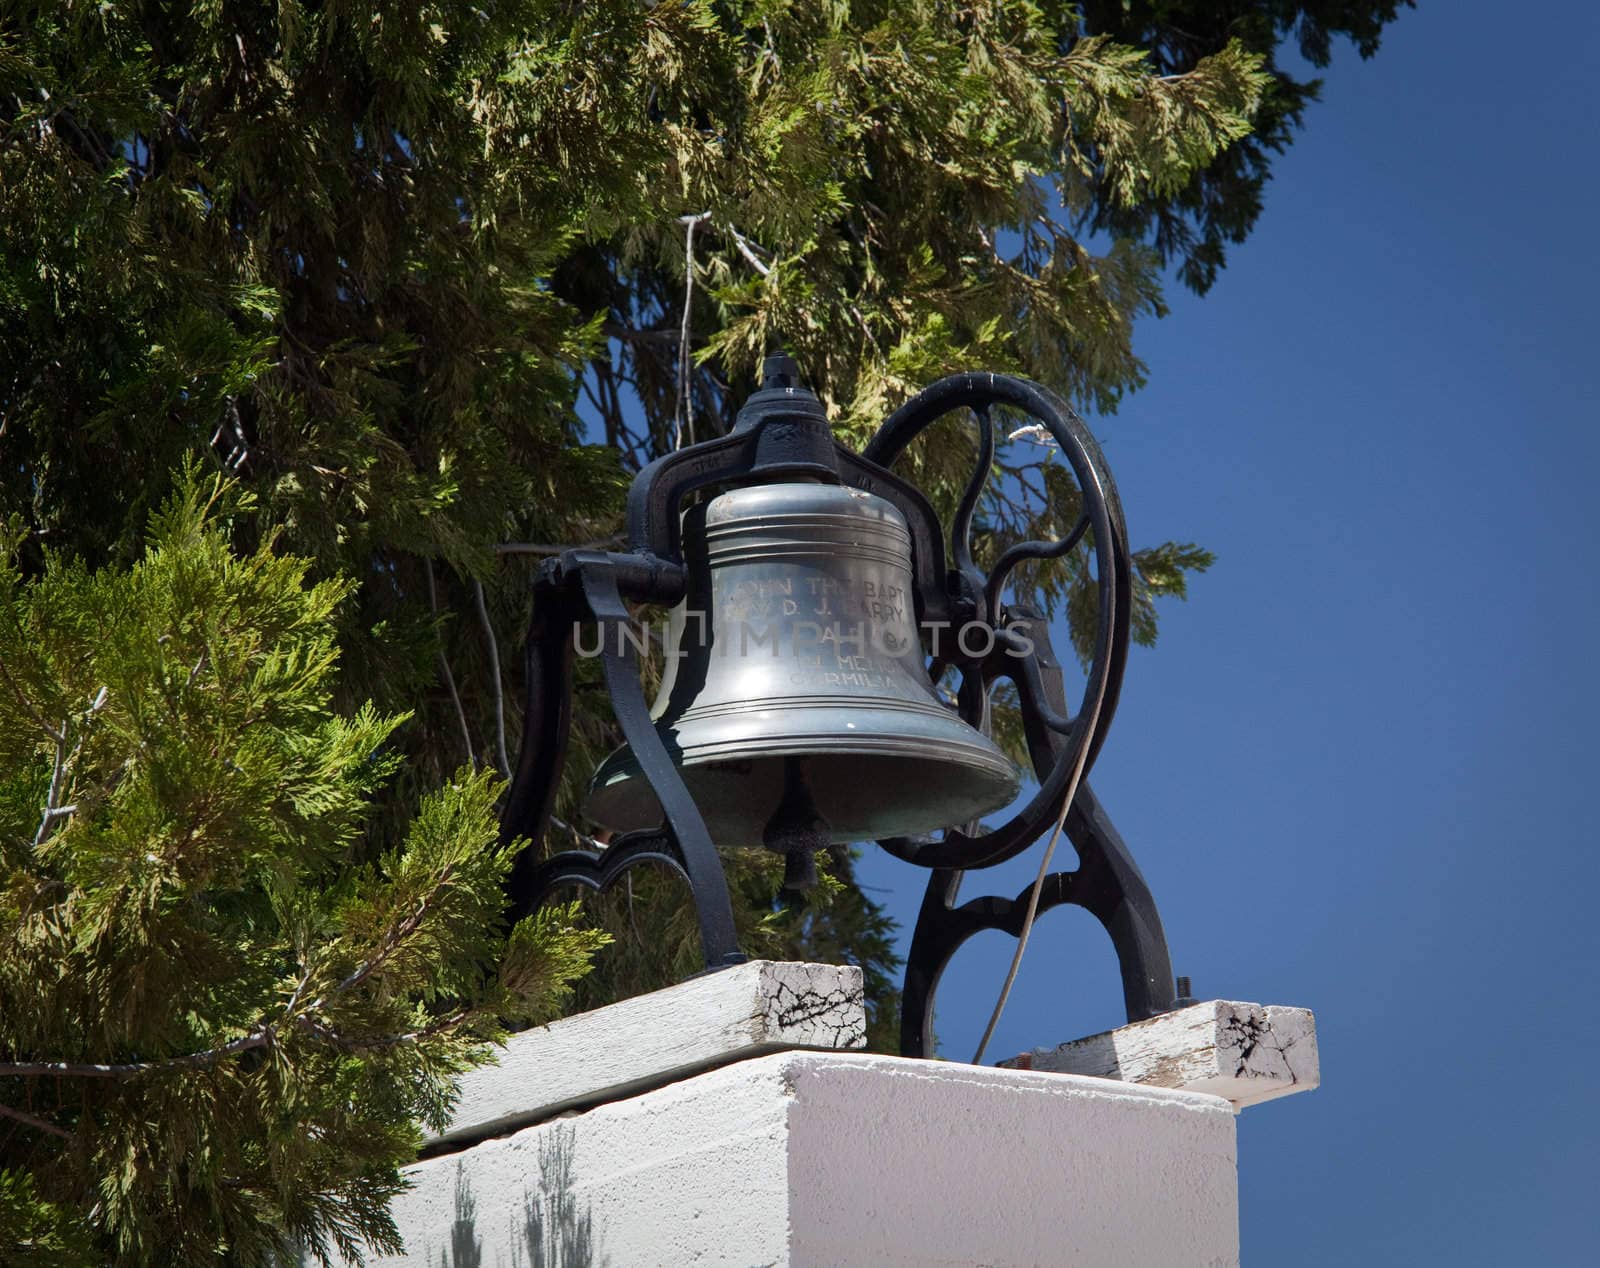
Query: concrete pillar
338,962,1317,1266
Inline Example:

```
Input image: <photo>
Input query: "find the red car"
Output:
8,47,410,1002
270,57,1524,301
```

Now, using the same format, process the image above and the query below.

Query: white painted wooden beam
1001,1000,1319,1111
429,959,865,1148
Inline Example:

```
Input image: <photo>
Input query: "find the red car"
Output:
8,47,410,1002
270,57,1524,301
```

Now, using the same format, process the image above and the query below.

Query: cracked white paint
340,1050,1239,1267
1003,1000,1320,1111
430,960,865,1148
757,963,866,1050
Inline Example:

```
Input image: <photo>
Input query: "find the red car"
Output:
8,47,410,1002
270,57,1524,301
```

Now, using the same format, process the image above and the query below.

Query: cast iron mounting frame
500,357,1180,1057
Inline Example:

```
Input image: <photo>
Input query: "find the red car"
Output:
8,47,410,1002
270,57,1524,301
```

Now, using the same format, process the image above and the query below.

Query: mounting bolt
762,352,801,389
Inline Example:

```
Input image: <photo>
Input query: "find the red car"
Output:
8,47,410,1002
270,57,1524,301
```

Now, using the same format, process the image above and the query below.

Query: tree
0,1,1408,1259
1075,1,1414,294
0,474,606,1263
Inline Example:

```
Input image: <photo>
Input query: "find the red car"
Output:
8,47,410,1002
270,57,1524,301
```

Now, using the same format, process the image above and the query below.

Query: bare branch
493,538,622,557
425,560,477,773
0,1028,270,1079
848,303,882,354
600,323,678,345
31,687,108,847
673,212,711,450
472,579,510,779
284,963,314,1018
32,720,68,848
0,1102,72,1139
1006,422,1056,448
548,813,607,852
723,222,773,276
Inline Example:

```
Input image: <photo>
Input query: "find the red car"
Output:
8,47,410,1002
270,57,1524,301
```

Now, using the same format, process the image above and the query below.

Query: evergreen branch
0,1,1397,1249
384,1008,474,1046
3,850,484,1085
0,653,64,745
292,1008,475,1053
0,1102,72,1139
471,580,509,779
284,964,314,1018
314,862,460,1009
47,100,116,171
3,936,471,1083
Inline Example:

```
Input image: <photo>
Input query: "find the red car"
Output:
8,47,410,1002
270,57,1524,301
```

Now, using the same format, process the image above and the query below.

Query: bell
585,481,1020,847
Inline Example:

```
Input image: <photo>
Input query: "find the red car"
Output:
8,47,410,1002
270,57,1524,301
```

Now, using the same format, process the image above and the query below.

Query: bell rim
584,737,1022,844
647,731,1017,773
661,692,977,726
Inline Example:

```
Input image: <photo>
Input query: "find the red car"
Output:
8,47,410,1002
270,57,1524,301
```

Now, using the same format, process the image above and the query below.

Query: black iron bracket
897,776,1178,1058
502,550,742,968
500,358,1180,1049
859,380,1179,1057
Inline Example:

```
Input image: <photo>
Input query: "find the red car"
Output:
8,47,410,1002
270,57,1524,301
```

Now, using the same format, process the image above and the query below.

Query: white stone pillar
342,963,1317,1267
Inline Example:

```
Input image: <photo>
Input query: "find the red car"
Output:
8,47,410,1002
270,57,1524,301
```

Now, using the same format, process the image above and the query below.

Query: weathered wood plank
1001,1000,1319,1111
428,959,865,1148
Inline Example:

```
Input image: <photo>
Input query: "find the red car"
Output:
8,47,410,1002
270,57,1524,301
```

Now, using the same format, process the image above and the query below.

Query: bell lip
662,692,974,725
584,734,1022,844
627,731,1019,773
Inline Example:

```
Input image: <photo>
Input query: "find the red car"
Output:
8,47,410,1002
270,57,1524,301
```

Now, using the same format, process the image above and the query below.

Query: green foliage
0,1168,91,1267
1075,1,1416,293
0,478,605,1265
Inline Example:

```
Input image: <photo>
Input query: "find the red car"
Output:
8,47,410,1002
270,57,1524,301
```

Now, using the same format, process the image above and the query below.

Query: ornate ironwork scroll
500,362,1179,1055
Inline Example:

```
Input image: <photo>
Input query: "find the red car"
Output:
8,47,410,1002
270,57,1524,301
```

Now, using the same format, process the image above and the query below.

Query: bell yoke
500,355,1183,1056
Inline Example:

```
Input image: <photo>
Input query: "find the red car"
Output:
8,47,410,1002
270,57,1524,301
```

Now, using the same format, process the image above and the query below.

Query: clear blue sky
855,3,1600,1261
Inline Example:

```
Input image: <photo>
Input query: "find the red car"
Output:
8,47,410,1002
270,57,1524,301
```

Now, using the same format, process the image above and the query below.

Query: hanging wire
969,689,1101,1065
472,578,510,780
424,560,477,772
672,212,710,450
970,540,1109,1064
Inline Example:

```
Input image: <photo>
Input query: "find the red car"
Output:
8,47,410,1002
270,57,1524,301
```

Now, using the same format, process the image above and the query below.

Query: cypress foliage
0,2,1405,1259
0,474,606,1263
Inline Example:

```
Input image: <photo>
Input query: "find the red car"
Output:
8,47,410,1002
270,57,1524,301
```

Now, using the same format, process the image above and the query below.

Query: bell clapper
762,757,830,897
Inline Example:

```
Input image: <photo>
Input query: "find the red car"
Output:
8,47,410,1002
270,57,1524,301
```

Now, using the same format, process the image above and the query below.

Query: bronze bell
584,480,1020,849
